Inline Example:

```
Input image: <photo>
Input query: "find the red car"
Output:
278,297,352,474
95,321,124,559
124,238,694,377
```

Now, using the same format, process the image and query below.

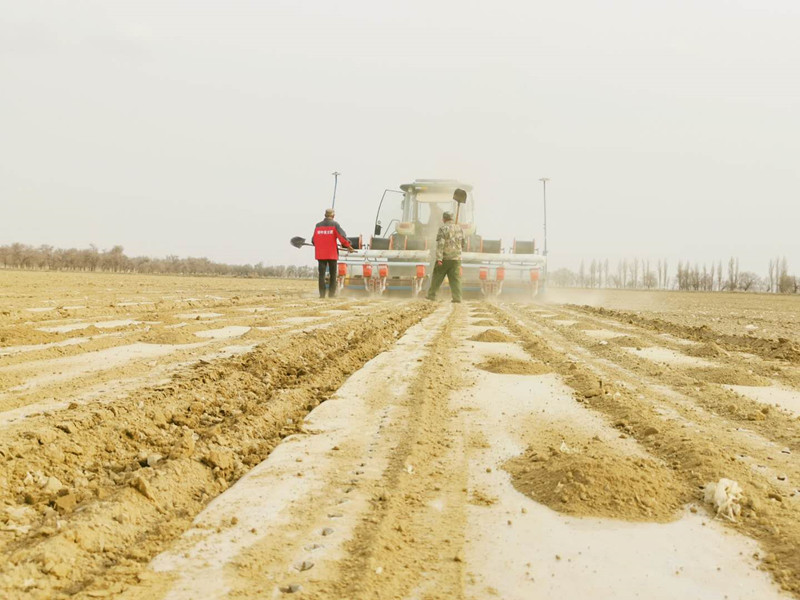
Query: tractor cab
373,180,476,251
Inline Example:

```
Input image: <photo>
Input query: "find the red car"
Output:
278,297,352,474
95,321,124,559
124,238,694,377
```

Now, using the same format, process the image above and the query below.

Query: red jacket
312,218,352,260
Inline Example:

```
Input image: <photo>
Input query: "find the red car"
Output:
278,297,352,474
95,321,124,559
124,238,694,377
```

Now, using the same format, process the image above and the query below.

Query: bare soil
476,357,551,375
1,272,799,599
505,423,688,521
469,329,512,342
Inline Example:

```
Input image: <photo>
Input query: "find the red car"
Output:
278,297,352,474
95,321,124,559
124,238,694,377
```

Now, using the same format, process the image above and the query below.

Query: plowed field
1,271,799,599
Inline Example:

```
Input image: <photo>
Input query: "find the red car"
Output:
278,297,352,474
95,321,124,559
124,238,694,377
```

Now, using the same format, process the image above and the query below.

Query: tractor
336,179,545,298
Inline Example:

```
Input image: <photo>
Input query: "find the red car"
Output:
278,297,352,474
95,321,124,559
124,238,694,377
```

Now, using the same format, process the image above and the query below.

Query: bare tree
0,242,318,279
550,268,577,287
767,259,776,293
778,257,793,293
500,255,795,293
643,269,657,289
627,258,639,289
738,272,761,292
656,259,661,288
727,257,739,291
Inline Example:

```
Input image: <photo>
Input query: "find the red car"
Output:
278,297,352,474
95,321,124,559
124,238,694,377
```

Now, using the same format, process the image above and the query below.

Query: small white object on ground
703,478,742,522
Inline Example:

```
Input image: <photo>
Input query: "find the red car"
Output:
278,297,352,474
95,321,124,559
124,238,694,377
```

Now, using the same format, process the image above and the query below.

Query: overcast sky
2,0,798,274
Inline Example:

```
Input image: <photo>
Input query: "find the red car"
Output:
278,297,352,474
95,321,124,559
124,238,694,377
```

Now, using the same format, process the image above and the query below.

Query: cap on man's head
325,208,335,218
442,211,453,221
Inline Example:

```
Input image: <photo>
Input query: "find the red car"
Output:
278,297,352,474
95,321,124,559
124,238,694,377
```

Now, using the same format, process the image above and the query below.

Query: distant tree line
0,243,316,279
549,256,798,293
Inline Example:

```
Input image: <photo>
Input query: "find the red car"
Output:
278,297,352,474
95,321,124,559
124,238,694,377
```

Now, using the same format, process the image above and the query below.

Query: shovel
453,188,467,224
290,236,354,252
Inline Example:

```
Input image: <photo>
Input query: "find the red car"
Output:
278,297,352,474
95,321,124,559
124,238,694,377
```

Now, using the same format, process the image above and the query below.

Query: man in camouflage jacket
426,211,466,302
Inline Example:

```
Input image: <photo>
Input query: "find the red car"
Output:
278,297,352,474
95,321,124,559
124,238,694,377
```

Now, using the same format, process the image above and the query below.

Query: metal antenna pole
331,171,341,208
539,177,550,291
539,177,549,256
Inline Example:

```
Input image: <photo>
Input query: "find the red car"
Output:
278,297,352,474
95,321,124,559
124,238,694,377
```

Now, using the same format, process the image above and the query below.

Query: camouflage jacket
435,223,465,261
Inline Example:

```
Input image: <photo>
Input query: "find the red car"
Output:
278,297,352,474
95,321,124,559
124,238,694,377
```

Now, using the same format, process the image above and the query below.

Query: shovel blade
290,236,307,249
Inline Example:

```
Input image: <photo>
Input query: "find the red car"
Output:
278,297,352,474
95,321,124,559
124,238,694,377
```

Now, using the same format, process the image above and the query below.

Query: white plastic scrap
703,478,742,522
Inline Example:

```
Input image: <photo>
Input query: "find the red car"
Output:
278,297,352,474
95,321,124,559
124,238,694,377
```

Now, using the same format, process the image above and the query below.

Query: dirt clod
476,357,551,375
506,431,688,522
470,329,512,343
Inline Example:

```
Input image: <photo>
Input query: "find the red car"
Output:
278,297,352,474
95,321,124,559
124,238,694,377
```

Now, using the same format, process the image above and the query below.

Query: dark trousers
318,260,338,297
427,260,462,302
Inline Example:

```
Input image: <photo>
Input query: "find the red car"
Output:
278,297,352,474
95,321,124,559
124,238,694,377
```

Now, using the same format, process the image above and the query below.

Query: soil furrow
0,302,433,600
517,305,800,450
0,301,385,418
489,302,800,597
327,305,468,600
553,304,800,391
0,297,365,367
568,304,800,365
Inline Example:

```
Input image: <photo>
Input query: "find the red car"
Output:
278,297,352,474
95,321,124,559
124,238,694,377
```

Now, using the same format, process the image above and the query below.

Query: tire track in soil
325,304,468,600
516,304,800,452
488,302,800,597
0,302,434,600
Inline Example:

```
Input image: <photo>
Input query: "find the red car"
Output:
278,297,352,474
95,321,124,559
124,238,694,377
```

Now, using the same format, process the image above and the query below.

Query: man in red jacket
312,208,354,298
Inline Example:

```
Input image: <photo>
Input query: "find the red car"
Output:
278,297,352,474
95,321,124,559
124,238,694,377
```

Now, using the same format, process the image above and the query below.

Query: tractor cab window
403,188,473,238
415,201,453,226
